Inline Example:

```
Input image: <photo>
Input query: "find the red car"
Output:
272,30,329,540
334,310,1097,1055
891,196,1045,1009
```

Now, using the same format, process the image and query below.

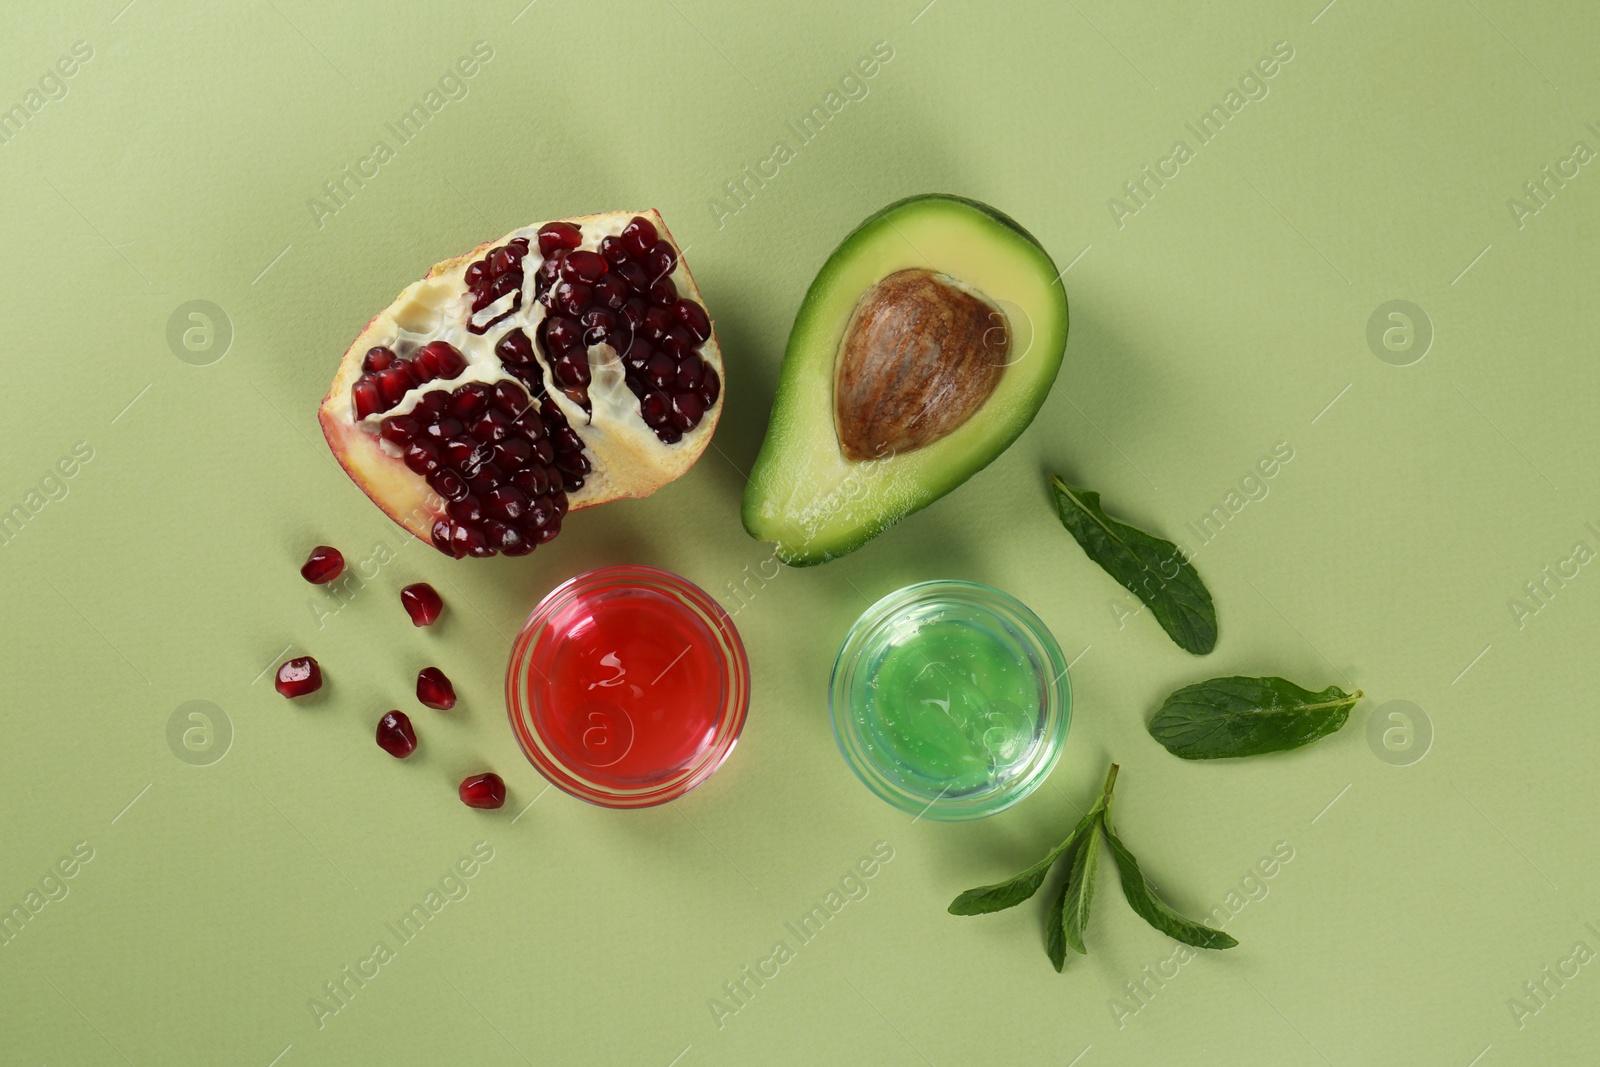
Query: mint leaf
1049,475,1217,655
1102,823,1237,950
1045,855,1073,971
1150,676,1363,759
1060,819,1100,957
948,809,1095,916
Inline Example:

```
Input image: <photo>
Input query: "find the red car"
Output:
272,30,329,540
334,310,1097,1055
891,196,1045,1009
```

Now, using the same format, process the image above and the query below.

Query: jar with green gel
831,580,1071,820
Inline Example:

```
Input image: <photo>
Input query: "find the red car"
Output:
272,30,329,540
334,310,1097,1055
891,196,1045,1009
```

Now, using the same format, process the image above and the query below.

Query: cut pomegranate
319,210,723,557
275,657,322,698
459,772,506,809
417,667,456,710
401,582,443,626
376,710,417,758
300,546,344,584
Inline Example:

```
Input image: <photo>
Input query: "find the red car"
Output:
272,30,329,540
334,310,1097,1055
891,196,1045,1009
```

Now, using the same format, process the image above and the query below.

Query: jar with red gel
507,565,749,808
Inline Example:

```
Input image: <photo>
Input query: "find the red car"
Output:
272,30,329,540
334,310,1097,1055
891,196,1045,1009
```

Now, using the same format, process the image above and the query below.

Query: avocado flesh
742,194,1069,565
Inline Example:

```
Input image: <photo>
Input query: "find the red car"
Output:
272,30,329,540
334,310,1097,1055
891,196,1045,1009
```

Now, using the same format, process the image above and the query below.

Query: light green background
3,1,1597,1063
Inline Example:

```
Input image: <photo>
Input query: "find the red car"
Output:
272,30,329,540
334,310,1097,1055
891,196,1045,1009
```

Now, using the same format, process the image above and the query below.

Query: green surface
743,194,1069,563
3,1,1598,1064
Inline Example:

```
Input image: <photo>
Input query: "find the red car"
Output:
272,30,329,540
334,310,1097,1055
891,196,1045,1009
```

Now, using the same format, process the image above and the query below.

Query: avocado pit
833,268,1009,462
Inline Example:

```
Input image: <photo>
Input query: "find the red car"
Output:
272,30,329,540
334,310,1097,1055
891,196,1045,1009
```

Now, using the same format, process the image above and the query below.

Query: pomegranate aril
562,250,608,282
444,436,476,466
492,381,527,415
496,328,535,366
352,378,383,420
376,710,417,758
642,306,672,340
459,772,506,809
646,355,676,390
381,415,422,445
621,216,658,258
417,391,448,417
431,520,456,555
555,281,592,316
512,467,548,496
485,521,527,553
617,262,650,292
537,513,564,542
485,485,529,521
621,297,649,327
488,246,521,277
600,236,629,264
649,278,677,307
537,221,582,257
427,467,469,501
449,386,490,421
471,410,511,442
425,417,464,441
699,367,721,407
673,299,712,342
465,261,488,288
555,354,591,388
449,495,486,524
363,346,397,373
417,666,457,710
513,410,545,438
532,438,555,466
546,315,582,351
661,326,694,359
275,657,322,698
404,441,441,475
655,423,683,444
401,582,443,626
490,438,533,469
646,241,677,279
676,352,704,386
417,340,466,380
550,490,569,519
672,391,705,430
377,365,414,406
300,545,345,584
640,390,670,426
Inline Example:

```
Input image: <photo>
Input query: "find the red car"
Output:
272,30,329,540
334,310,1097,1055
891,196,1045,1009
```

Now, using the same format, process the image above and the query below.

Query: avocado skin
742,193,1069,566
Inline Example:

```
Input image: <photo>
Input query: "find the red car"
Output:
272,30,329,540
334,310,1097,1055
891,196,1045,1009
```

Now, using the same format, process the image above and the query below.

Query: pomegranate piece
274,657,322,698
459,772,506,809
375,710,417,758
400,582,443,626
300,545,344,584
417,666,456,710
319,210,724,557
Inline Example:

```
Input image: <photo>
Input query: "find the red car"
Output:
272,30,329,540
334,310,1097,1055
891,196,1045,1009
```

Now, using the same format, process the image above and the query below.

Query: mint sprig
948,763,1237,969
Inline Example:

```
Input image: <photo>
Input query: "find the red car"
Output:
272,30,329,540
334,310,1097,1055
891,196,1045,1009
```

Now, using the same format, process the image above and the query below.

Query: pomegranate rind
319,209,724,549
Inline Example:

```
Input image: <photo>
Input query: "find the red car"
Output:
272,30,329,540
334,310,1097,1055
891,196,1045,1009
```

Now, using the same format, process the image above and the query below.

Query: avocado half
742,194,1069,565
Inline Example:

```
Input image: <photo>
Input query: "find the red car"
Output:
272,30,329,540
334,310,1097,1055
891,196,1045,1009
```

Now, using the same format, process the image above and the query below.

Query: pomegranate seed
399,582,443,626
376,710,417,758
377,365,413,406
646,241,677,279
403,440,441,475
672,391,705,430
496,329,535,365
363,346,396,373
448,383,490,420
700,366,721,407
545,316,582,351
352,378,383,420
673,299,712,341
621,216,658,258
417,666,457,710
645,354,676,390
417,340,466,380
554,281,592,317
459,772,506,809
648,278,677,307
381,415,422,444
300,546,345,584
617,262,650,292
537,222,583,257
600,236,629,264
563,250,608,282
275,657,322,698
